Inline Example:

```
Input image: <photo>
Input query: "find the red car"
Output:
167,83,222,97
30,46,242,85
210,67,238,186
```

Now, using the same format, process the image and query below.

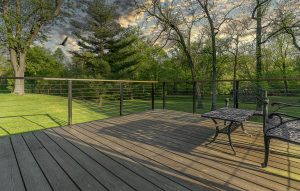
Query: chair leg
261,136,270,168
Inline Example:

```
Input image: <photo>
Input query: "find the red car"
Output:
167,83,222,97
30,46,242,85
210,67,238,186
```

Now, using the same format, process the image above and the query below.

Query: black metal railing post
193,81,196,114
68,80,72,126
234,80,239,108
162,82,166,109
152,83,155,110
120,83,124,116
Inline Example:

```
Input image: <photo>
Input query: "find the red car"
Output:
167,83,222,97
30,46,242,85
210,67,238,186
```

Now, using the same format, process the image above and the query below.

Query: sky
43,0,140,60
39,0,300,60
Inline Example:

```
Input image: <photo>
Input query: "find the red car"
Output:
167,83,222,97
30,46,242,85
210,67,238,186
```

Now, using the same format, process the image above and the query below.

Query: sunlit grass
0,94,120,136
0,93,299,136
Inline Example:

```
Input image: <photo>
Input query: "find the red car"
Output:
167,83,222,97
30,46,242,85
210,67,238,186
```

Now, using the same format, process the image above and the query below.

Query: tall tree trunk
171,24,203,109
233,37,239,99
255,1,263,111
211,33,217,111
233,52,238,99
233,37,239,83
187,57,203,109
233,55,238,83
282,60,288,94
10,49,26,95
202,5,218,111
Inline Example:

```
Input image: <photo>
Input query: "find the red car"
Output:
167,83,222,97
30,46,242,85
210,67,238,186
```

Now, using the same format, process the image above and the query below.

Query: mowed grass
158,94,300,122
0,94,121,136
0,93,299,137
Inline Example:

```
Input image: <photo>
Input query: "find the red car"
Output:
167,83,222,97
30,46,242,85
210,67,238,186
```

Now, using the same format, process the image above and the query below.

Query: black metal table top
201,108,256,122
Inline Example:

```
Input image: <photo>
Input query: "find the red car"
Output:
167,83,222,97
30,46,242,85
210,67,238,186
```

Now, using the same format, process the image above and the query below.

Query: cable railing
160,78,300,119
0,77,157,136
0,77,299,136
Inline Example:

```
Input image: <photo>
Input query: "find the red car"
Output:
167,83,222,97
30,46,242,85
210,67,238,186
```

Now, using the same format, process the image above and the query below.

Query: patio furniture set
202,92,300,168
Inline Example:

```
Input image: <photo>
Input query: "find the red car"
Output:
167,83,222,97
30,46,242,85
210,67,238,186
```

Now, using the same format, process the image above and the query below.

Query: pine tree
71,0,139,78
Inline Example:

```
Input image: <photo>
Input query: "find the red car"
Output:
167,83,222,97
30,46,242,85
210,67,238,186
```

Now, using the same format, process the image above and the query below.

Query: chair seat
266,117,300,144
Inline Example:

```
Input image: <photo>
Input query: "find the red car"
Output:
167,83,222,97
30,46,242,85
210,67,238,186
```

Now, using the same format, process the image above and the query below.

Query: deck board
44,129,134,191
11,134,52,191
54,127,187,191
34,131,107,191
0,110,299,191
85,116,299,190
0,137,25,191
22,133,79,191
78,121,288,190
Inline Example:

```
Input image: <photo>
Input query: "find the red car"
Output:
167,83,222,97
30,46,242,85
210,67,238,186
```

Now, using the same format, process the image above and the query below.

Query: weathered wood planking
34,131,107,191
0,137,25,191
51,127,179,191
22,133,79,191
0,110,299,191
11,135,52,191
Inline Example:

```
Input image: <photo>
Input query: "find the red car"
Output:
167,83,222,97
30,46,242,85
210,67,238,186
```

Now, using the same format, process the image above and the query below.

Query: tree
275,35,290,93
0,0,63,95
26,46,66,77
72,0,140,79
134,0,205,108
276,1,300,52
0,54,10,76
223,19,251,94
250,0,300,109
196,0,243,110
53,48,66,64
251,0,273,109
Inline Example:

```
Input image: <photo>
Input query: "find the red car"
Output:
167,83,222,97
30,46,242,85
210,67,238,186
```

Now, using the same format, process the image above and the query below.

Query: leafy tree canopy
26,46,66,77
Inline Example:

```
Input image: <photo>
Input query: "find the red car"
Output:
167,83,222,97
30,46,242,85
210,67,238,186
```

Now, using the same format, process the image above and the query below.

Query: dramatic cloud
43,0,139,60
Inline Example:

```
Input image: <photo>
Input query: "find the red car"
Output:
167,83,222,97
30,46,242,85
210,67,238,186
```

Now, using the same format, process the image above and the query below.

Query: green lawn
0,94,119,136
0,93,299,137
158,94,300,122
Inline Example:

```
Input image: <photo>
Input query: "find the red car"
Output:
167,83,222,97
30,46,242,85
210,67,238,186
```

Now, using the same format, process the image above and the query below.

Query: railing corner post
68,80,72,126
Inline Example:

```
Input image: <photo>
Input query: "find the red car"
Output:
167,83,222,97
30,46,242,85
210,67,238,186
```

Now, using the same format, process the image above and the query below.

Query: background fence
0,77,299,136
160,78,300,117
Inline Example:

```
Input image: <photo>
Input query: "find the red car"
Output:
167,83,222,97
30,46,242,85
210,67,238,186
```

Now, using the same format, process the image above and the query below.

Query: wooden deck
1,110,300,191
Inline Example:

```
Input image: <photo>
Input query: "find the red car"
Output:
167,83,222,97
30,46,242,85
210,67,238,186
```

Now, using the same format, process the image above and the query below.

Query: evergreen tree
71,0,139,79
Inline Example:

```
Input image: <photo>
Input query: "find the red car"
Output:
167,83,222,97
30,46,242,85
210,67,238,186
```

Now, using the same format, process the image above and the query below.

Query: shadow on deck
0,110,299,191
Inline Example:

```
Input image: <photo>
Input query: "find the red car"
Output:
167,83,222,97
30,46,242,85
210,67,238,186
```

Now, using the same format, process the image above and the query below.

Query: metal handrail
0,77,158,84
2,76,300,83
160,77,300,83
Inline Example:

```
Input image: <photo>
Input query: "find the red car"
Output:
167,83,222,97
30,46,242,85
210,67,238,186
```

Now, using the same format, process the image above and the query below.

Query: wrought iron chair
261,99,300,168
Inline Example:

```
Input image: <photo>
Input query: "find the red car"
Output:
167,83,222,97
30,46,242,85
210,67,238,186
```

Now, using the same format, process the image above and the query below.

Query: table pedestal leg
207,127,219,145
206,119,237,155
206,119,219,145
241,123,252,137
227,129,236,155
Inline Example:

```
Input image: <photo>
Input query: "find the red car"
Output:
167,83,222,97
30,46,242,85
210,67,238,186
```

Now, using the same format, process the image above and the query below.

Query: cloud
43,0,137,59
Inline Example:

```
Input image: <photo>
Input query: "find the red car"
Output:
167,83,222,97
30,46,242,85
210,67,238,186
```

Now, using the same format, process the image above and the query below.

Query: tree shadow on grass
0,114,67,135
